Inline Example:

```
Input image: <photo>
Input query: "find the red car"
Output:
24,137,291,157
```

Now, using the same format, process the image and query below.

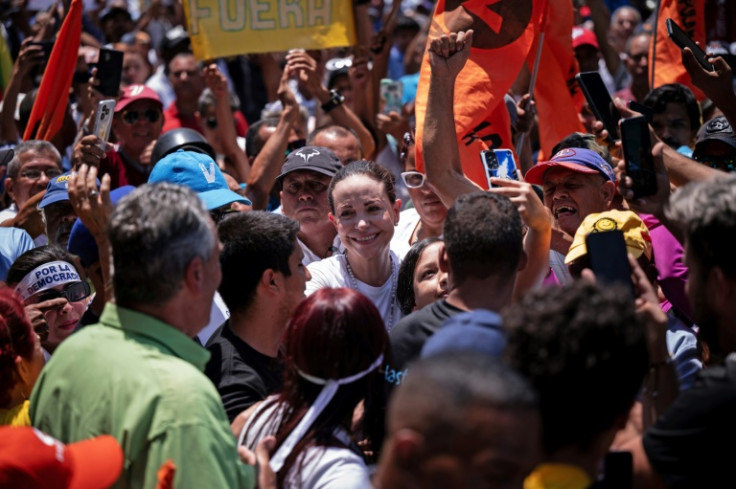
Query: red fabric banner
23,0,82,141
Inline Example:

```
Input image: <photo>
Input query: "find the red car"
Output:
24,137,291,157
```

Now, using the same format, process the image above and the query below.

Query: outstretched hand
428,30,474,80
682,48,733,104
68,164,112,239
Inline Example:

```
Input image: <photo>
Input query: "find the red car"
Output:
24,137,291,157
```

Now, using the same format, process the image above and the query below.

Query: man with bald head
307,125,362,165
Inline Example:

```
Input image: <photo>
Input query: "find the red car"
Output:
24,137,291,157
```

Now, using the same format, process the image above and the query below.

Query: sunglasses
19,168,62,180
696,155,736,172
205,117,218,129
400,171,426,189
35,281,92,304
122,108,160,125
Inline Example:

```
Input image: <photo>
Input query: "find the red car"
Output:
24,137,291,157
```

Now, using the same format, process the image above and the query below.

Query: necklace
343,252,399,331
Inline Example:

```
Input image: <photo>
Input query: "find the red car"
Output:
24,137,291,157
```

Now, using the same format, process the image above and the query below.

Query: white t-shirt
240,400,373,489
306,252,404,331
390,207,420,261
299,235,344,267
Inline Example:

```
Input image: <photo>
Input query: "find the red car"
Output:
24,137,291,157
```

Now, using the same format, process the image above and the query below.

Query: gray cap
276,146,342,182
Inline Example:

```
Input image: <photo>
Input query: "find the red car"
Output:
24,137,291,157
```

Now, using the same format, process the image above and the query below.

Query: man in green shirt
30,182,257,489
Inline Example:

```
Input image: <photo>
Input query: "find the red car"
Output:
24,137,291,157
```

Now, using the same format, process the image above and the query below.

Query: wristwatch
321,90,345,113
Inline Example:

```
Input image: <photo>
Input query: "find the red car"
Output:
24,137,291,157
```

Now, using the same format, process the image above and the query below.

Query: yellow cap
564,210,653,264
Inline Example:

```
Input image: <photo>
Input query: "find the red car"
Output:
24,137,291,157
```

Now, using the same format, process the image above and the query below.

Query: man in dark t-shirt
204,211,308,422
629,176,736,487
388,192,525,384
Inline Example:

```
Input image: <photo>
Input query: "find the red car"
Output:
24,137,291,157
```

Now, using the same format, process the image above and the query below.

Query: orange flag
649,0,706,100
528,0,585,158
414,0,544,189
23,0,82,141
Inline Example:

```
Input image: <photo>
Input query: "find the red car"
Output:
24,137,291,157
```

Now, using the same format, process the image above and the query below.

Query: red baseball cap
572,26,599,50
115,84,162,113
0,427,123,489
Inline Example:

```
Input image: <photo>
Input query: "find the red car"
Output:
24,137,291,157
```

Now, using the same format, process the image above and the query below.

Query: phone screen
575,72,621,140
621,116,657,199
380,79,404,114
586,230,634,299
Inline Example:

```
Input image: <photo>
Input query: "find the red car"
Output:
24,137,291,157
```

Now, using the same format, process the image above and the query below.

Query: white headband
238,353,384,473
15,261,80,301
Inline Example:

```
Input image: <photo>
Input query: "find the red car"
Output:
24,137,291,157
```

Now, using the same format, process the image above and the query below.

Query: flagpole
516,0,549,157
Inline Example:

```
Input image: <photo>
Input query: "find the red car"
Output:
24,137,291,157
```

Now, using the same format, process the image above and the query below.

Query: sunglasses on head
35,281,92,304
122,108,160,125
400,171,426,189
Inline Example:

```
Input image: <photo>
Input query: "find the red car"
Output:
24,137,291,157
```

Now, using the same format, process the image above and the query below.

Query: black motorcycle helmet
151,128,216,165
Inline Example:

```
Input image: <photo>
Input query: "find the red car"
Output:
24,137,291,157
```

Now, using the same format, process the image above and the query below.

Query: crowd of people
0,0,735,488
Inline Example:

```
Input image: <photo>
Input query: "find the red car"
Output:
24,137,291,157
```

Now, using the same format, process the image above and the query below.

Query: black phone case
96,49,124,97
575,72,621,140
621,116,657,199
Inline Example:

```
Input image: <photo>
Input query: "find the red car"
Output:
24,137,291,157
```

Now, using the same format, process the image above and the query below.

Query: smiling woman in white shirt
306,160,404,331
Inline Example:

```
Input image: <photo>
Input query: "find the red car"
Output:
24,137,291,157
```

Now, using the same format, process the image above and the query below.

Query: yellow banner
183,0,357,59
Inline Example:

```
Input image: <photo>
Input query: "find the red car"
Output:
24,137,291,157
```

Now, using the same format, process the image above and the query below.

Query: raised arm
244,67,297,210
423,30,481,207
203,63,250,182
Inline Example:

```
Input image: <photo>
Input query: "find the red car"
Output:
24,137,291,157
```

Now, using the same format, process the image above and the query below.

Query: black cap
151,128,216,165
694,116,736,159
276,146,342,182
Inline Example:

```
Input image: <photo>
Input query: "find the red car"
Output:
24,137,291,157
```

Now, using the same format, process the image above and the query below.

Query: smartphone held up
620,116,657,199
480,149,519,189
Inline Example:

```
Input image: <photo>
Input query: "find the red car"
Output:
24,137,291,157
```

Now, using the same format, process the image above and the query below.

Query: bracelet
321,90,345,113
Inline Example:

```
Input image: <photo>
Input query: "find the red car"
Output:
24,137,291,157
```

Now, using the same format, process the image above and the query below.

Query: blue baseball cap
39,172,72,209
39,172,101,209
524,147,616,185
148,150,251,210
421,309,506,359
68,186,135,268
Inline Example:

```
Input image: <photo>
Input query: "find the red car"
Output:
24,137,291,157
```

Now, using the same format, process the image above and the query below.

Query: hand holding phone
575,72,621,141
586,230,635,299
480,149,519,189
93,100,116,150
666,19,715,72
620,116,657,199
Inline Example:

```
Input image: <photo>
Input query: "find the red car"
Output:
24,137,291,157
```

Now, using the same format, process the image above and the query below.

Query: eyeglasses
400,171,426,189
283,180,329,195
122,108,160,125
19,168,62,180
35,281,92,304
205,117,218,129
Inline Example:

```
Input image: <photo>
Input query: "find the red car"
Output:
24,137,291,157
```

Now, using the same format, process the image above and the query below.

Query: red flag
23,0,82,141
414,0,544,189
528,0,585,158
650,0,707,100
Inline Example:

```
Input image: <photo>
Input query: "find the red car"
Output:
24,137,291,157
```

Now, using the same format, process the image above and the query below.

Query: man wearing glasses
0,141,62,232
73,84,164,188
